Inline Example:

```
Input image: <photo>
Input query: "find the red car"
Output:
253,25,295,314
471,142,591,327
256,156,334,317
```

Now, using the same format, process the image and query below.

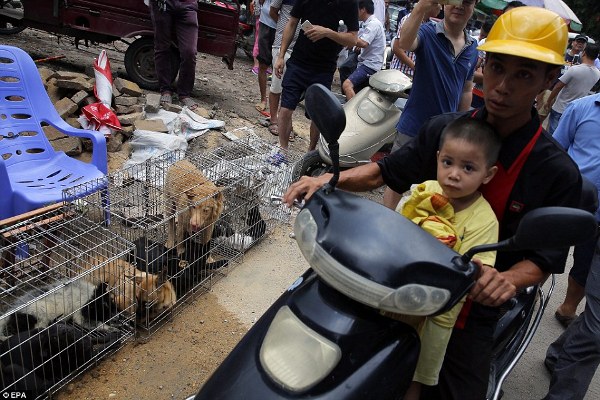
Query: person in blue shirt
384,0,479,209
544,93,600,400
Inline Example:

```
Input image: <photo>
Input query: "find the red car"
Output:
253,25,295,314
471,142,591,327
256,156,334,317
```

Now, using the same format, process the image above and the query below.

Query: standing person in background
384,0,479,210
267,0,301,137
537,33,588,123
550,91,600,331
148,0,200,110
255,0,277,116
251,0,261,75
389,3,441,80
546,43,600,134
274,0,359,154
544,93,600,400
342,0,386,100
565,34,588,65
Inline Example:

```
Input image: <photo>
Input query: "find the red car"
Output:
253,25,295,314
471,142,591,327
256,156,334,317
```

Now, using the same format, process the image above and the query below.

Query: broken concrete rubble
36,64,233,173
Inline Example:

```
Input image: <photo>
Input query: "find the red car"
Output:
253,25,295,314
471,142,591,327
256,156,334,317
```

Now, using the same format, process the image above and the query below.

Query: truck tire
124,37,179,91
0,1,25,35
292,150,331,181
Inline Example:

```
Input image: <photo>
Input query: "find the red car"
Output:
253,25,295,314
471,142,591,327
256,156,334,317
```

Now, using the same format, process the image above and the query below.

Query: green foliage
564,0,600,40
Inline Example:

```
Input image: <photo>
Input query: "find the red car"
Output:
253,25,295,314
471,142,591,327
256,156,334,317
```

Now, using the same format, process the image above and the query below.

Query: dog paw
165,238,175,249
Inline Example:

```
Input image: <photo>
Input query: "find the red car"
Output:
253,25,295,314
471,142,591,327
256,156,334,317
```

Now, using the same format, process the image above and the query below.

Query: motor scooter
188,84,598,400
292,69,411,179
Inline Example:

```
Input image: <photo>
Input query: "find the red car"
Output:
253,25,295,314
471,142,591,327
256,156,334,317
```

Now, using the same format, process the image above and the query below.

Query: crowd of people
280,2,600,400
145,1,600,398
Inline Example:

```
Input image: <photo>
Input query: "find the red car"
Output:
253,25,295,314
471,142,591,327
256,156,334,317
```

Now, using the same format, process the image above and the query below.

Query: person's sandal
255,101,270,117
180,97,199,111
160,92,172,106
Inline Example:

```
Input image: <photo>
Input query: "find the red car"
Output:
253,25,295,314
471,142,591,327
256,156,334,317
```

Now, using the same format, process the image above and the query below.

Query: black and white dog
0,279,123,338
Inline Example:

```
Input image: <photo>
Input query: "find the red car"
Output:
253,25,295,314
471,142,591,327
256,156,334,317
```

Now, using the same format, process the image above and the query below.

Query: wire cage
0,204,135,398
63,134,303,334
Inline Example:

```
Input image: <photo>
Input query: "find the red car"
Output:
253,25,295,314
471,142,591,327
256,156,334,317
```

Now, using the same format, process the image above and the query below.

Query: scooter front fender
195,270,420,400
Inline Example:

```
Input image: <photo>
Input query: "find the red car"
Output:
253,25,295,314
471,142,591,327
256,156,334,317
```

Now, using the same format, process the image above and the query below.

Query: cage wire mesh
63,134,303,333
0,204,135,398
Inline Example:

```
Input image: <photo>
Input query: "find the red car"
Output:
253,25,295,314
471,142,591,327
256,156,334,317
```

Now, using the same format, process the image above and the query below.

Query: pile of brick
37,66,195,172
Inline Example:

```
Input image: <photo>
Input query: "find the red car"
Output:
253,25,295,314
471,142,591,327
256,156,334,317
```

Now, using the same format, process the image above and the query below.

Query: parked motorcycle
292,69,412,179
188,84,597,400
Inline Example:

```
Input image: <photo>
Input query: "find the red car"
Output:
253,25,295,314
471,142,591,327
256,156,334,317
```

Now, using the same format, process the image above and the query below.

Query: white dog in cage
164,159,225,256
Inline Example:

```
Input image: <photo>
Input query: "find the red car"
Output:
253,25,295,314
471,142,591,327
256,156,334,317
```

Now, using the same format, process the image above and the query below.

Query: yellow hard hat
478,7,568,66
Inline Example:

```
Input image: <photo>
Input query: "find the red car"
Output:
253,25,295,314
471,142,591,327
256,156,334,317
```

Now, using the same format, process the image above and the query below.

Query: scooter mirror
510,207,597,250
305,84,346,146
461,206,597,263
305,84,346,190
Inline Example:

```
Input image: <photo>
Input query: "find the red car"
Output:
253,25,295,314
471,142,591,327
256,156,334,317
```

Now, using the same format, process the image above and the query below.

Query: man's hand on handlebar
283,174,331,207
468,264,517,307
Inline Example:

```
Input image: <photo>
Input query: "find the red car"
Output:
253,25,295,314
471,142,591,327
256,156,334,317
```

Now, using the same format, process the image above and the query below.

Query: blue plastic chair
0,45,108,220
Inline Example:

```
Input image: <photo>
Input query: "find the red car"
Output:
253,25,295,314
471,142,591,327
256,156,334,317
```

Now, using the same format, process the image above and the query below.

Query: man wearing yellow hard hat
284,5,581,399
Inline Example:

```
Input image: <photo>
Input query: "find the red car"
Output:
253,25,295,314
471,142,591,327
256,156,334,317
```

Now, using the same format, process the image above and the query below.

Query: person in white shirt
341,0,385,100
546,43,600,134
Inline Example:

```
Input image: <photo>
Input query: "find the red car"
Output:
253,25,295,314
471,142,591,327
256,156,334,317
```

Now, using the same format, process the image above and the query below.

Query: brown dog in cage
83,255,177,321
164,159,225,256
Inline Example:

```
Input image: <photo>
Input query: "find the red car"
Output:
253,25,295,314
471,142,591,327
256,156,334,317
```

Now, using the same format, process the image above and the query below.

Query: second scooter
293,68,411,178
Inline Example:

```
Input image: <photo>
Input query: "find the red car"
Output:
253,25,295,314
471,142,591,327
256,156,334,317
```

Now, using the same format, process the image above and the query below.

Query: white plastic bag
123,130,187,181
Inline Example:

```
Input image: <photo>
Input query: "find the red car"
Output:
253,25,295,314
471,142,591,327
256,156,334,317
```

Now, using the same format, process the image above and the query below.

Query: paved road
502,250,600,400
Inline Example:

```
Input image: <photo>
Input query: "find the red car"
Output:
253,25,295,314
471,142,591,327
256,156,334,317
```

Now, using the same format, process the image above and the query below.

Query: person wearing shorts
255,0,277,114
342,0,385,100
268,0,300,136
273,0,359,152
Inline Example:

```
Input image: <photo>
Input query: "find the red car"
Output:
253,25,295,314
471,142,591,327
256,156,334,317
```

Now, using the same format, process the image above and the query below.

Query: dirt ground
0,28,347,399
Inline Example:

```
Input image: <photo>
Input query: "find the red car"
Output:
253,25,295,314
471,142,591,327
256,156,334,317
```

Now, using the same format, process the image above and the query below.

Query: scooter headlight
260,306,341,392
294,209,450,315
357,98,385,124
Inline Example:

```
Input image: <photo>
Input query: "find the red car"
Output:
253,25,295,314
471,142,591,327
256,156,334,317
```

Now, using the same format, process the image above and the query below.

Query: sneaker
251,66,259,75
266,67,273,74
